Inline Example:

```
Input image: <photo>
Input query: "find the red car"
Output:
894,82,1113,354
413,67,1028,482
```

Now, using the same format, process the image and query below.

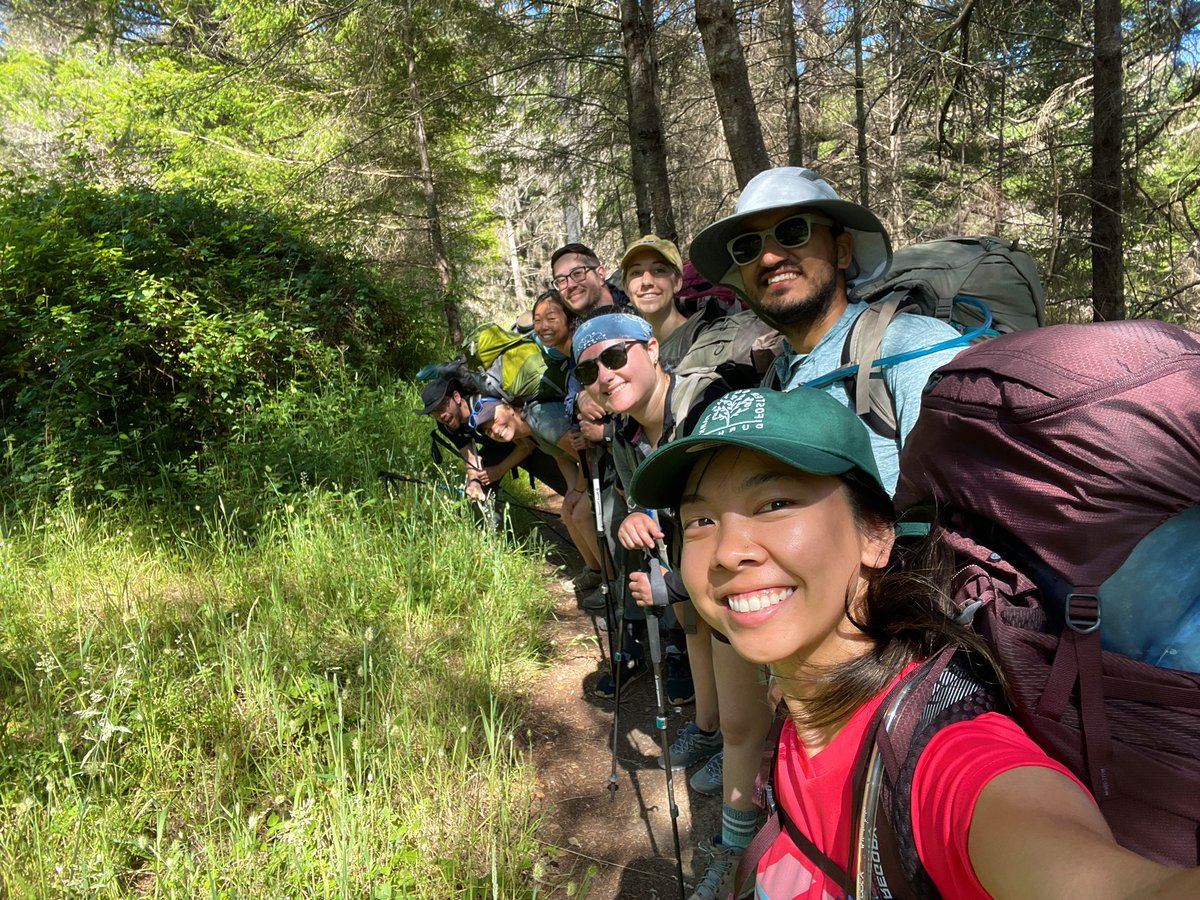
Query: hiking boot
574,568,603,590
591,655,647,699
578,587,608,612
665,648,695,706
689,749,723,795
659,721,722,771
688,835,750,900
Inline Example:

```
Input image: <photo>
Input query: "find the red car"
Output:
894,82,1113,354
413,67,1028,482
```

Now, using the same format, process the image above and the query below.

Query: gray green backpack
669,307,786,389
835,235,1046,439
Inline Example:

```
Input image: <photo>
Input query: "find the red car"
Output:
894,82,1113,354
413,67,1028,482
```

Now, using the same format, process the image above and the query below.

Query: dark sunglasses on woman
575,340,645,386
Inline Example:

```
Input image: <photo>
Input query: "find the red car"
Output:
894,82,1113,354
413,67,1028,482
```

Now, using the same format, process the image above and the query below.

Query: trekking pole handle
645,558,671,611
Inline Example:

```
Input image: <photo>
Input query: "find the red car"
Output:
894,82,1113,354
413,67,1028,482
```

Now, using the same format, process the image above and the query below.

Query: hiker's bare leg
555,458,601,572
685,613,719,733
713,639,773,812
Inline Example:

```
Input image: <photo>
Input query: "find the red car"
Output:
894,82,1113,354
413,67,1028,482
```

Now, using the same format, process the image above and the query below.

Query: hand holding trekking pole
617,510,664,551
628,566,668,608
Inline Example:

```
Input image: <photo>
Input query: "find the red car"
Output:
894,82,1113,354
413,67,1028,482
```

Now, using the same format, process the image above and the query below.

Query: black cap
415,378,456,415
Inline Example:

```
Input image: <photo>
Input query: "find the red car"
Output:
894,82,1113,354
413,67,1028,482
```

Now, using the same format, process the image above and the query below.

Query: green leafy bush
0,177,447,503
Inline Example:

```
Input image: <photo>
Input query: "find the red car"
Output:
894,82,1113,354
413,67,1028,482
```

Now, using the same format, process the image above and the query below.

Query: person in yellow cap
619,234,730,371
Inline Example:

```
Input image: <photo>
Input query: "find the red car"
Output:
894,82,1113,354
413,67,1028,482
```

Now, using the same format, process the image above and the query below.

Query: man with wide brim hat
689,166,892,304
688,166,964,496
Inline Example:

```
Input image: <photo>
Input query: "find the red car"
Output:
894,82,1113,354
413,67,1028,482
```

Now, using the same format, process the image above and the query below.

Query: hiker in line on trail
574,309,730,719
532,287,575,399
467,394,601,582
551,241,629,319
620,234,727,368
629,385,1200,900
530,287,604,596
550,241,629,445
669,165,966,898
416,373,562,503
548,241,649,695
688,165,963,496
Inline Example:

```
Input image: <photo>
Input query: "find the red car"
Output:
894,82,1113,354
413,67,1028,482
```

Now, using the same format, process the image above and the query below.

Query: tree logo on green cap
697,391,767,435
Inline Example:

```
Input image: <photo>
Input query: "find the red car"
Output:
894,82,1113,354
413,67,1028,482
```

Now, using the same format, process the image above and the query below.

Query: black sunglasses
575,340,645,386
727,213,835,266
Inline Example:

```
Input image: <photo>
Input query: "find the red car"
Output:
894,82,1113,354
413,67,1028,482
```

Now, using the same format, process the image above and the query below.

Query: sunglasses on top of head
468,397,501,432
575,340,645,386
727,212,836,267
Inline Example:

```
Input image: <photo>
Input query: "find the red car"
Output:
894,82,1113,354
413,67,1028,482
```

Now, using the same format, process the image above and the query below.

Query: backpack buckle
1065,592,1101,634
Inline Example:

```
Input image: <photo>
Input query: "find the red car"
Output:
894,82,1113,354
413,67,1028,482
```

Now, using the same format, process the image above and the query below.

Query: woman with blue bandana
574,309,774,900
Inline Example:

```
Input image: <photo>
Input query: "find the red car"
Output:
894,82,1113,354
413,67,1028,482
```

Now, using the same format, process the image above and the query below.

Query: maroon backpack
879,319,1200,892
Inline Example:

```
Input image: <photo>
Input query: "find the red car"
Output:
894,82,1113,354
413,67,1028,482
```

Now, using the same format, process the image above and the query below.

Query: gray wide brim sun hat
627,387,885,511
688,167,893,299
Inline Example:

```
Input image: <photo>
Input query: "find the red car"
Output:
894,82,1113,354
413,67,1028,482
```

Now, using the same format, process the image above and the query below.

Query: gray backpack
669,308,786,389
838,235,1046,438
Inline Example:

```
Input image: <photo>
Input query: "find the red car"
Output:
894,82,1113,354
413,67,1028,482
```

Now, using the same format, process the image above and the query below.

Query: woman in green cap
629,386,1200,900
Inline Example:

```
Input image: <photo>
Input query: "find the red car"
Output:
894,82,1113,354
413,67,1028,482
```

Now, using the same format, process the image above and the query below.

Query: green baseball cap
628,387,885,509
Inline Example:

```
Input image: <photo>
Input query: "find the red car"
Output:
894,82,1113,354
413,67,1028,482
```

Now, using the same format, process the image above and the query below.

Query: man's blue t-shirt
776,301,963,495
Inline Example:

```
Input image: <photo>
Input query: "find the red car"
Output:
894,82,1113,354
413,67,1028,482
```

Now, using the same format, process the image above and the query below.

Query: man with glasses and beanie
679,167,964,900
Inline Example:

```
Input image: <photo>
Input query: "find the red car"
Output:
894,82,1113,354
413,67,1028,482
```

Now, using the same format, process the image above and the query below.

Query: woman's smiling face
678,446,891,671
579,337,658,416
481,403,529,443
533,300,572,351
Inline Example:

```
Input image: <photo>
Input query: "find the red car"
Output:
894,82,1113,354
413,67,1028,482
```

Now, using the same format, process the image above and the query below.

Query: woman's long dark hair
783,471,992,734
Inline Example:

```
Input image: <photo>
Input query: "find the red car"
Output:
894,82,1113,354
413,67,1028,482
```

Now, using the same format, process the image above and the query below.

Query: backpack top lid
894,319,1200,596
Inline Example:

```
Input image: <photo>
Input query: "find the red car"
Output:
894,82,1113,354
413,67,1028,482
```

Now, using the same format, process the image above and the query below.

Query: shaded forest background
1,0,1199,503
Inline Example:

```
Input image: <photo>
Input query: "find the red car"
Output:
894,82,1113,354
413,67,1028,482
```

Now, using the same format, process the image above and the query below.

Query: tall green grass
0,378,559,898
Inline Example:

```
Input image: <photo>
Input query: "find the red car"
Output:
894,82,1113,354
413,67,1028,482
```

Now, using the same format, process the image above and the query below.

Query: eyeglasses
468,397,501,432
575,340,644,386
726,213,835,266
551,265,599,289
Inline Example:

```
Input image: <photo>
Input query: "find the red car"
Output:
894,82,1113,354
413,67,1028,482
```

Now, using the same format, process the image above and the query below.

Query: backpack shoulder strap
734,705,856,898
842,293,909,440
856,648,1005,900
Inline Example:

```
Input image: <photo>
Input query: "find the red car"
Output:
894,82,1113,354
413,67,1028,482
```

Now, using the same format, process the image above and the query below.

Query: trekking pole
579,443,619,667
582,423,629,801
644,539,686,900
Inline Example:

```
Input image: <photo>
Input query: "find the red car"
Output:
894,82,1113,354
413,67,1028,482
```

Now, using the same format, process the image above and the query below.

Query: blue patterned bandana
572,313,653,358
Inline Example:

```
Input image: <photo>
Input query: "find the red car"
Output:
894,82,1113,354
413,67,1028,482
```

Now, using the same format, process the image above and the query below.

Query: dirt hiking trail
517,495,722,899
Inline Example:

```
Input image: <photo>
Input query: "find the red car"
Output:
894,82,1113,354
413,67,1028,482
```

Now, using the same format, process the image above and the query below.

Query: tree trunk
886,18,903,238
852,0,869,205
778,0,804,166
503,210,527,307
695,0,770,188
554,59,583,243
1092,0,1125,321
404,23,461,344
619,0,676,238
